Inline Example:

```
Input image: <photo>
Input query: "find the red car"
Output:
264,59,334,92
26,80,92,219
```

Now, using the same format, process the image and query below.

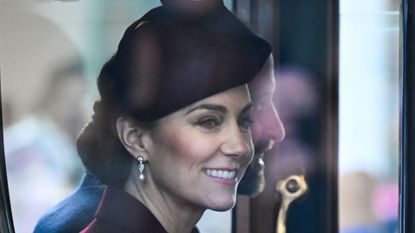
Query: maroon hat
97,1,271,121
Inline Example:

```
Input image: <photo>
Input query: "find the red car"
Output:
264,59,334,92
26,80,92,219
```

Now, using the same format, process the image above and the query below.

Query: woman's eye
239,116,255,131
196,117,220,130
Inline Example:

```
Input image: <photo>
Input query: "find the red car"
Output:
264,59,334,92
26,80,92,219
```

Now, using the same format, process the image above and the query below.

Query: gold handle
275,175,308,233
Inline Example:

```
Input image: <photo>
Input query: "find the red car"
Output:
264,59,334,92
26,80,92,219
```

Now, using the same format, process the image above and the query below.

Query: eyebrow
186,102,254,115
186,104,227,115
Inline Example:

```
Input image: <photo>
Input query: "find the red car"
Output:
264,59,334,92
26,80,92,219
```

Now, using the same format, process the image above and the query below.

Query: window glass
339,0,400,233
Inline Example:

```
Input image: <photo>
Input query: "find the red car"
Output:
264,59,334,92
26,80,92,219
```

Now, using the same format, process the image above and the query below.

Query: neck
124,168,204,233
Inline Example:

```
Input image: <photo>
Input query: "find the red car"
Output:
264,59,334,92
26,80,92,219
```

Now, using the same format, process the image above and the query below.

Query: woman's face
145,85,254,211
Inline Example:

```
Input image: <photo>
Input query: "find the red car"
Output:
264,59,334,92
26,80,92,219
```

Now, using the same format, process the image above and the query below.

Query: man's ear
116,117,147,159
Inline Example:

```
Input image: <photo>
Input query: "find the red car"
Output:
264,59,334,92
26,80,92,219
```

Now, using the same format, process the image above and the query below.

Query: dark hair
77,56,159,187
76,101,131,187
76,2,271,187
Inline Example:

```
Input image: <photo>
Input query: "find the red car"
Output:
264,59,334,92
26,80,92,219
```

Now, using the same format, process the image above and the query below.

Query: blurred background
0,0,400,233
338,0,400,233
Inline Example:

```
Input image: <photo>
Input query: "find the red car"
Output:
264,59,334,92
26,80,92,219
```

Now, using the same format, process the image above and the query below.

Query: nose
220,127,253,158
254,103,286,143
266,105,285,142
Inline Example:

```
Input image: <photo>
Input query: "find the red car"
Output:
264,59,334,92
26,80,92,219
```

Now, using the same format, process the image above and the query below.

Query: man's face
237,55,285,197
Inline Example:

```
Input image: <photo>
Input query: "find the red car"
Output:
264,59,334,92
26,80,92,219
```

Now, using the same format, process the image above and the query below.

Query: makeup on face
143,85,254,211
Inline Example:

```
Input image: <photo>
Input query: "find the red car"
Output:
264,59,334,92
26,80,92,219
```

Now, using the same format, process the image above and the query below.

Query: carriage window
1,0,402,232
339,0,400,233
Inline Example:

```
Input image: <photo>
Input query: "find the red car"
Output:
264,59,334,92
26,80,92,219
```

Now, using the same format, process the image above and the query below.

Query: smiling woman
90,86,254,233
128,86,254,213
117,86,254,229
26,1,273,233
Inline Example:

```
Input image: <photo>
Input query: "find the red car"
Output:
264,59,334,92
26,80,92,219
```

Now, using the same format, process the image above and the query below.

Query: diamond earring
137,156,145,181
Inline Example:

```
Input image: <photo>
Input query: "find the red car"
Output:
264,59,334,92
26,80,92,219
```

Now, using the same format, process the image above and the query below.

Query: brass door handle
275,175,308,233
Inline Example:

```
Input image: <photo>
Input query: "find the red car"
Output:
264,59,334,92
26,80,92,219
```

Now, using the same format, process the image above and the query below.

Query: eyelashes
238,115,255,131
195,116,223,130
194,114,254,132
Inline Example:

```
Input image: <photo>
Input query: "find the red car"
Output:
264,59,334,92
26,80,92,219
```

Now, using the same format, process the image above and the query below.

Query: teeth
206,169,236,179
223,170,229,178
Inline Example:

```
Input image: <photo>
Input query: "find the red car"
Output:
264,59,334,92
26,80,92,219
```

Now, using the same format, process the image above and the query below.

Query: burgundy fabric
80,187,199,233
98,4,271,121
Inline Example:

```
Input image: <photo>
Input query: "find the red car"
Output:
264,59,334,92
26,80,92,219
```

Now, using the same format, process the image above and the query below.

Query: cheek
157,128,218,165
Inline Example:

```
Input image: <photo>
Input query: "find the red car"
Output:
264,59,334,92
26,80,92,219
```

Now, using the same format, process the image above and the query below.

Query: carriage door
232,0,402,233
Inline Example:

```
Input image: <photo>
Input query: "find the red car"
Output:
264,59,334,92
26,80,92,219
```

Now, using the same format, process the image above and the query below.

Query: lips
205,169,237,180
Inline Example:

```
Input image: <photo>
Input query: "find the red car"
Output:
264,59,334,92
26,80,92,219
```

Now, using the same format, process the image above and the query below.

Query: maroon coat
80,187,199,233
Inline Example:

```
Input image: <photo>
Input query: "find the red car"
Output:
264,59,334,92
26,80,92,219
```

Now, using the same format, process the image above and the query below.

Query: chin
204,192,237,211
208,201,236,212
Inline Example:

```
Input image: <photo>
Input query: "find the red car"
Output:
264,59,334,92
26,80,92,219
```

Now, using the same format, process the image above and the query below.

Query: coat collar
96,186,199,233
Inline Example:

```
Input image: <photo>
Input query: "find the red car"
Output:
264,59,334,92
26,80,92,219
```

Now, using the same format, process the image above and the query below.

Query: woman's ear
116,117,147,159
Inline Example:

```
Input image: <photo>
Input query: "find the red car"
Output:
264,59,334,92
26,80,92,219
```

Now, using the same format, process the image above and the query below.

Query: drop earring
137,156,145,181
